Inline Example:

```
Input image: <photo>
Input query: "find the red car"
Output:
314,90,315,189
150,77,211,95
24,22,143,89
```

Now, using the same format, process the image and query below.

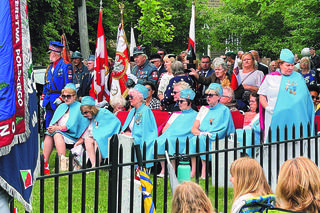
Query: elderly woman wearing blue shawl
74,96,121,167
42,83,89,174
155,88,198,177
121,84,158,165
189,83,235,178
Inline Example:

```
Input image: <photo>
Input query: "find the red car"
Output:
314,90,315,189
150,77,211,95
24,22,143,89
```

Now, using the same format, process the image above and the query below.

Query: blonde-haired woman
171,181,215,213
230,157,272,213
158,54,176,100
42,83,89,174
276,156,320,213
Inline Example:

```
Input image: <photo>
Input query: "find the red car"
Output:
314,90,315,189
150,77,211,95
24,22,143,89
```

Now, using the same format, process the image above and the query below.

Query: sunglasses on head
205,93,218,98
62,94,74,99
312,96,320,100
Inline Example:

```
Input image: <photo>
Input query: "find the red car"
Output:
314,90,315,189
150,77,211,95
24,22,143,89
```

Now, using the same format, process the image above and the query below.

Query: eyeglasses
171,91,180,95
146,88,151,91
158,53,164,55
81,111,89,115
128,95,135,100
205,93,218,98
150,60,159,64
62,94,74,99
243,58,252,62
312,96,320,100
177,100,187,104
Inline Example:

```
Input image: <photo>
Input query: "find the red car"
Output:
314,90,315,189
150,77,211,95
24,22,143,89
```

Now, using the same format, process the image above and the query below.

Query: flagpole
119,3,124,27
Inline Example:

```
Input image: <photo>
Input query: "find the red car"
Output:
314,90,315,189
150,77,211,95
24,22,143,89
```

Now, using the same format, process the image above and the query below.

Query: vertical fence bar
267,127,272,185
130,144,134,213
307,123,311,159
224,135,228,213
68,154,73,213
195,136,200,183
10,199,14,213
94,149,100,213
143,142,147,169
40,155,45,213
108,135,119,213
234,131,237,160
292,125,296,157
205,135,209,195
54,153,59,213
175,138,179,175
284,125,288,161
251,129,254,158
153,141,158,209
316,134,319,166
300,123,303,156
242,130,246,156
214,136,219,212
81,151,87,213
118,145,123,213
276,126,280,177
259,128,263,167
164,140,169,213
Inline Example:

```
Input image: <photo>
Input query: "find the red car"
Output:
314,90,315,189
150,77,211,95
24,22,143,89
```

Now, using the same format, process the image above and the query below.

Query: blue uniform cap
280,49,294,64
208,83,223,96
88,55,95,61
64,83,77,91
48,41,64,53
134,84,148,99
81,96,95,106
133,46,146,57
180,88,195,100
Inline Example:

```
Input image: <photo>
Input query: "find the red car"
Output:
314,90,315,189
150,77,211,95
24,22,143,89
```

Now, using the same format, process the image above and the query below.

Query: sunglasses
171,91,179,95
158,53,164,55
177,100,187,104
205,93,218,98
62,94,74,99
312,96,320,100
81,111,90,115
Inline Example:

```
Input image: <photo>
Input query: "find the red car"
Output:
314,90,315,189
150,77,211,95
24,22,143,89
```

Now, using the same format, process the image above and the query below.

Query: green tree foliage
28,0,75,65
210,0,320,59
134,0,175,54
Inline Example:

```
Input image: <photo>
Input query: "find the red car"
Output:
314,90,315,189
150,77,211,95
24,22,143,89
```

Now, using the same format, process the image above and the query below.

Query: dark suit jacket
77,72,93,98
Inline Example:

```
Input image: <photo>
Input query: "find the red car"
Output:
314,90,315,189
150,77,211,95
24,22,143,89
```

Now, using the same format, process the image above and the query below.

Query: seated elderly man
189,83,235,178
219,86,238,111
154,88,198,177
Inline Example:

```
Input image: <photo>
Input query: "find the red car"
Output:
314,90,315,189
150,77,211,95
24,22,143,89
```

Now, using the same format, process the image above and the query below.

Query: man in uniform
71,51,89,90
129,46,158,85
42,41,73,127
77,55,95,101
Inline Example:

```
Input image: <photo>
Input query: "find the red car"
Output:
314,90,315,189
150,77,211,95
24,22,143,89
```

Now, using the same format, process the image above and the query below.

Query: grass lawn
13,149,234,212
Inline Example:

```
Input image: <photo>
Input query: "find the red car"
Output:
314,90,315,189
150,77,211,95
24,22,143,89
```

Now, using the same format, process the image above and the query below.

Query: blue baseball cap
64,83,76,91
133,84,148,99
180,88,195,100
208,83,223,96
280,49,294,64
81,96,95,106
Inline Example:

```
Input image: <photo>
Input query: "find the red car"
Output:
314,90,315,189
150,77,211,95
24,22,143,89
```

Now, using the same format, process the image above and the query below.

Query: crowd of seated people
42,47,319,180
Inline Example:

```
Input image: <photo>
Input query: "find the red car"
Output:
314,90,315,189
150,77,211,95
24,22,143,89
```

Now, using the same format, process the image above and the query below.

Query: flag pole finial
100,0,103,10
119,3,124,26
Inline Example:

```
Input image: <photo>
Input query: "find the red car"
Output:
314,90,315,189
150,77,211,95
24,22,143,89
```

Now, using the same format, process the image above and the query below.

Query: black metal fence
11,124,320,213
